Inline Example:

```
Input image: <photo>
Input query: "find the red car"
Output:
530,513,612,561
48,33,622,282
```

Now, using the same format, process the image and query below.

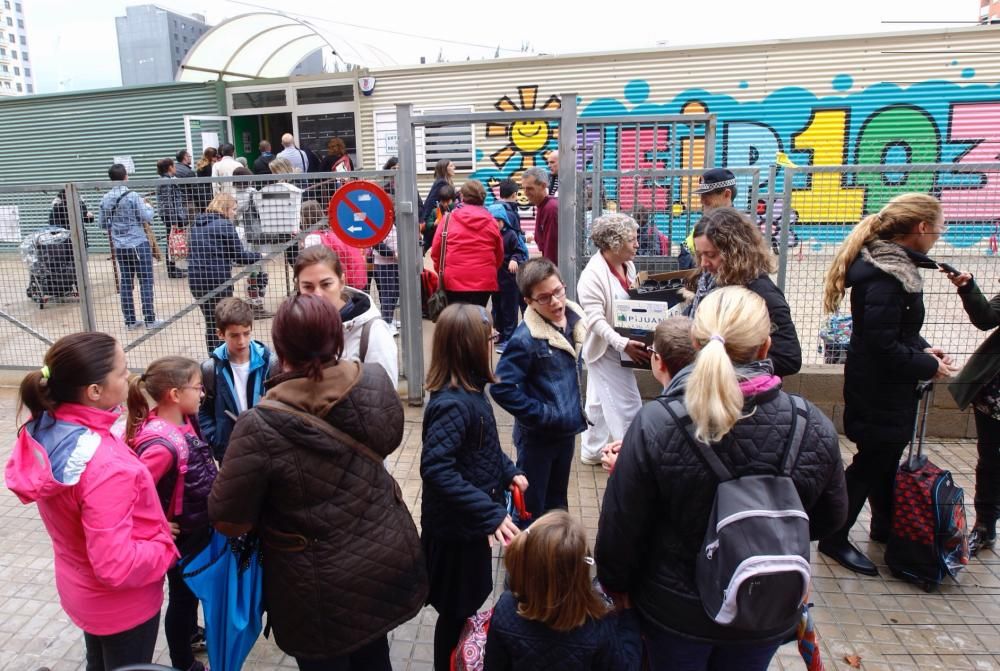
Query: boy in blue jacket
491,258,588,522
199,297,278,461
489,179,529,352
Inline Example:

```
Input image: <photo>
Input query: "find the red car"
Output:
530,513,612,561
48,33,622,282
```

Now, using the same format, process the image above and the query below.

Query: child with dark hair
484,510,641,670
7,333,176,670
601,316,696,473
491,258,587,521
421,303,528,671
423,182,456,251
490,179,529,350
198,297,278,461
127,356,217,671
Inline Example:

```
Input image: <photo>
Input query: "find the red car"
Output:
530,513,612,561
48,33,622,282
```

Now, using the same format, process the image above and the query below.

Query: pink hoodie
5,403,178,635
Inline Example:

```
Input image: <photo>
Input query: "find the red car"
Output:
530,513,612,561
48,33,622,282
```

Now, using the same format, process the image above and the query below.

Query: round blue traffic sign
327,181,395,249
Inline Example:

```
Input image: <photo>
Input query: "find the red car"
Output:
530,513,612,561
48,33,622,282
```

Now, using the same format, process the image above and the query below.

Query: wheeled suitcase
885,382,969,591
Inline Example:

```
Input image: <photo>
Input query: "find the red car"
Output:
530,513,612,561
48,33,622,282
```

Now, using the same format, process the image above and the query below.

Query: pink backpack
132,417,189,519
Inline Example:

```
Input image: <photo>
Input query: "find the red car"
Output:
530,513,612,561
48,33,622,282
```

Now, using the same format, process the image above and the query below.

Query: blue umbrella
180,531,264,671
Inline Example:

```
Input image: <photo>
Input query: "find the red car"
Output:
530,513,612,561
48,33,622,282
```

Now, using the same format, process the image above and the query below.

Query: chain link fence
1,170,399,371
776,163,1000,367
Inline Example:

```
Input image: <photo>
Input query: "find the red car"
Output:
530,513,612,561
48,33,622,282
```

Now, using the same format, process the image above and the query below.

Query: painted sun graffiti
487,85,561,171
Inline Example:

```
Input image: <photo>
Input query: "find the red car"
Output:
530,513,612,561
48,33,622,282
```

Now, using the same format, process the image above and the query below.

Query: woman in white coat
577,213,649,464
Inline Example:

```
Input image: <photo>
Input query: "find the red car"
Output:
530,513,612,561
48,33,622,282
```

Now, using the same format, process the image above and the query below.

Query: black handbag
426,212,451,322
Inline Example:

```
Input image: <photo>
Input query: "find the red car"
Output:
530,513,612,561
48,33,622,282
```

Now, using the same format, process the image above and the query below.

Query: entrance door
183,115,234,159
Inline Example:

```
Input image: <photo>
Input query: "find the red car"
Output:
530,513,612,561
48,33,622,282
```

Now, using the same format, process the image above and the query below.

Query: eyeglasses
530,284,566,306
181,384,205,393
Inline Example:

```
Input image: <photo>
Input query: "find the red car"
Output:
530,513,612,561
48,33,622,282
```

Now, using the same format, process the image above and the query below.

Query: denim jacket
491,301,588,437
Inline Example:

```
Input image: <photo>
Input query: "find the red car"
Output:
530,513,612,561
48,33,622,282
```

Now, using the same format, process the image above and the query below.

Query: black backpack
662,392,812,631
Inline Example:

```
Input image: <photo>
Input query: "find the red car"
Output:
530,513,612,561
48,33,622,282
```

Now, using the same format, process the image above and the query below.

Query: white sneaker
580,454,603,466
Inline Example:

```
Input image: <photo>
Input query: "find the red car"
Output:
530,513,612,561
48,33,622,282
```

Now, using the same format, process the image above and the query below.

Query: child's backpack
662,392,812,631
885,383,969,592
450,608,493,671
421,269,439,319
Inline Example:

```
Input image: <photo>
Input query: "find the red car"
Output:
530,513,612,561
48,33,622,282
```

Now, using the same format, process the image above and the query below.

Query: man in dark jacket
156,157,189,279
596,366,846,653
252,140,275,175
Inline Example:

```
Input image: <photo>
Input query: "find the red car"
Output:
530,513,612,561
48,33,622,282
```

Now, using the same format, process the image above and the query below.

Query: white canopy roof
177,11,394,82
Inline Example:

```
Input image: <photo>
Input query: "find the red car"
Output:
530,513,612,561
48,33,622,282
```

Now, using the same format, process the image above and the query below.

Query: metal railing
1,170,401,374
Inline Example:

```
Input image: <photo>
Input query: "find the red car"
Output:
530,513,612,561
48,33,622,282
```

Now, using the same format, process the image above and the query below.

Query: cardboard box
613,297,685,369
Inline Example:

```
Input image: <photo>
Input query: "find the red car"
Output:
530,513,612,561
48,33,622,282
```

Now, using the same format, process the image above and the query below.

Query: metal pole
763,164,777,241
558,92,578,301
395,103,424,406
64,183,96,332
777,168,794,291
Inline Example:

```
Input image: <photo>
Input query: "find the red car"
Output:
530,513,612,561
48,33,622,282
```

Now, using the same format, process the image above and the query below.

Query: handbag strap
438,212,452,282
257,399,384,466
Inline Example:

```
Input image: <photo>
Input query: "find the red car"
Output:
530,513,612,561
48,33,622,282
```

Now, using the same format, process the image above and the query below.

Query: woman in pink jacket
430,180,504,307
6,332,178,671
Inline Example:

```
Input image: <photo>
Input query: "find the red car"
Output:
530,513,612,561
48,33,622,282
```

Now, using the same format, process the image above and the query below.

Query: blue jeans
514,426,575,521
492,272,522,344
114,241,156,326
642,622,781,671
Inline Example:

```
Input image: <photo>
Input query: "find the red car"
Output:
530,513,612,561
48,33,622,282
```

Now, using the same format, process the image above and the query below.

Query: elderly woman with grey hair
577,213,649,465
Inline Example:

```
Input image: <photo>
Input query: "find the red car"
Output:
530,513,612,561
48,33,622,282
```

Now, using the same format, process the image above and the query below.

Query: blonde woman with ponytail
818,192,957,576
597,287,845,668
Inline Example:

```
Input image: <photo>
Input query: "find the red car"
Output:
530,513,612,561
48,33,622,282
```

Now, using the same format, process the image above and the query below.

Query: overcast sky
24,0,984,94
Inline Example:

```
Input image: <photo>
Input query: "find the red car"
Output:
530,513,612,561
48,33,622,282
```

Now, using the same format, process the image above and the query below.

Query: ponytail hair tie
139,372,147,383
709,334,726,346
40,365,50,379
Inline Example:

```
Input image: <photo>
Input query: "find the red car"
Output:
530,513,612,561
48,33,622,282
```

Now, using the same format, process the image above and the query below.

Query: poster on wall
0,205,20,242
201,132,220,151
112,156,136,174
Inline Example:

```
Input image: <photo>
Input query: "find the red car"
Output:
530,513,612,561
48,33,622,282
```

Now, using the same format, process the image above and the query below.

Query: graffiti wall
469,72,1000,246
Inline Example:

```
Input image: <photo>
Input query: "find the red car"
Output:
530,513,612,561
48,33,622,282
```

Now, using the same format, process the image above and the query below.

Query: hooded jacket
208,361,426,658
5,403,177,636
431,204,505,293
843,241,939,443
491,301,588,437
187,212,261,296
199,339,277,461
596,366,846,644
341,287,398,384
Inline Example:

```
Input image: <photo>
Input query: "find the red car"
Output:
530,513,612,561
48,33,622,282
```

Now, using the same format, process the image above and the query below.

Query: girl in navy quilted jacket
126,356,218,671
484,510,641,670
420,303,528,671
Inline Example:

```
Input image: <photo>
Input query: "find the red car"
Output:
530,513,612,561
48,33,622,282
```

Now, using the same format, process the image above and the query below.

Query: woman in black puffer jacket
420,303,527,671
596,287,845,670
819,193,956,576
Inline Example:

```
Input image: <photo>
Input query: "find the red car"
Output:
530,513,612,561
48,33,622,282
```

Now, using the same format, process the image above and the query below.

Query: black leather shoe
818,537,879,576
969,526,997,558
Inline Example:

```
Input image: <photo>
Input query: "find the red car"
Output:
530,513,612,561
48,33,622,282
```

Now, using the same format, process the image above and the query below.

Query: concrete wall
633,364,976,439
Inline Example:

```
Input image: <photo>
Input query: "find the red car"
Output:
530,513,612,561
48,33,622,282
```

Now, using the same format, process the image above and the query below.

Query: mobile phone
937,261,961,276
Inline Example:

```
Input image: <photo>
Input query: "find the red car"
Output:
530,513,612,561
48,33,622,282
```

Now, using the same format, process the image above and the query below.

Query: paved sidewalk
0,389,997,671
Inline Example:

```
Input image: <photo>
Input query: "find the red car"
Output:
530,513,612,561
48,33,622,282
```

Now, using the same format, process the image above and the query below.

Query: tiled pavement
1,389,999,671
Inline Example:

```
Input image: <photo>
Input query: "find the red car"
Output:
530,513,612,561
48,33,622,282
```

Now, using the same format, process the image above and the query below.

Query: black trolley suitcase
885,382,969,591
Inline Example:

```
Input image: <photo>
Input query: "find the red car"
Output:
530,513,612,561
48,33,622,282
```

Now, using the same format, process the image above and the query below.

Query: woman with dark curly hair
684,207,801,377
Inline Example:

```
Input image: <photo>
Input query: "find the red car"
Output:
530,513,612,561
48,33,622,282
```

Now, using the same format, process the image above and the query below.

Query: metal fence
775,162,1000,368
1,170,400,373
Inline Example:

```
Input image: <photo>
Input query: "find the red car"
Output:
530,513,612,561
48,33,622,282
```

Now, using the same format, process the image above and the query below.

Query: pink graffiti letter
940,102,1000,221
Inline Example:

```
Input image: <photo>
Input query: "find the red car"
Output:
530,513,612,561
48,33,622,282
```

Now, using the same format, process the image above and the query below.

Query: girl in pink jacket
126,355,217,671
5,332,177,671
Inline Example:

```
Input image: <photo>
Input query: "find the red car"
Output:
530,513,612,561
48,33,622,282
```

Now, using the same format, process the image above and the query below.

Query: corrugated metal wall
0,81,225,184
357,25,1000,197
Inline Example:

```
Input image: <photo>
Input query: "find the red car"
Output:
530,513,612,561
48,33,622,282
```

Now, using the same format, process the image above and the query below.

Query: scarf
688,271,717,316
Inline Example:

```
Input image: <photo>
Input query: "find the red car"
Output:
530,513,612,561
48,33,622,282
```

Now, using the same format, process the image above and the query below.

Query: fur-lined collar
522,300,586,358
861,240,923,293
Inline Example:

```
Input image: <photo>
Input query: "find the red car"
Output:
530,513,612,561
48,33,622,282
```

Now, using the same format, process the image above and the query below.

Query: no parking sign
327,181,395,249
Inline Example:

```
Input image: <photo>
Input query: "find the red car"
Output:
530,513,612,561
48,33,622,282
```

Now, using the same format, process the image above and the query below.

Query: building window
3,81,10,90
11,50,15,59
1,65,8,73
15,82,20,92
23,67,28,76
26,83,31,93
0,48,6,56
13,66,18,75
174,46,180,54
16,19,22,28
21,51,26,61
15,2,20,10
3,2,9,9
5,18,11,27
7,34,14,44
19,35,24,44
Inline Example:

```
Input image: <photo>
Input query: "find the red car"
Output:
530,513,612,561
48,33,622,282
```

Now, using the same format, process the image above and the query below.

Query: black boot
818,470,879,576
